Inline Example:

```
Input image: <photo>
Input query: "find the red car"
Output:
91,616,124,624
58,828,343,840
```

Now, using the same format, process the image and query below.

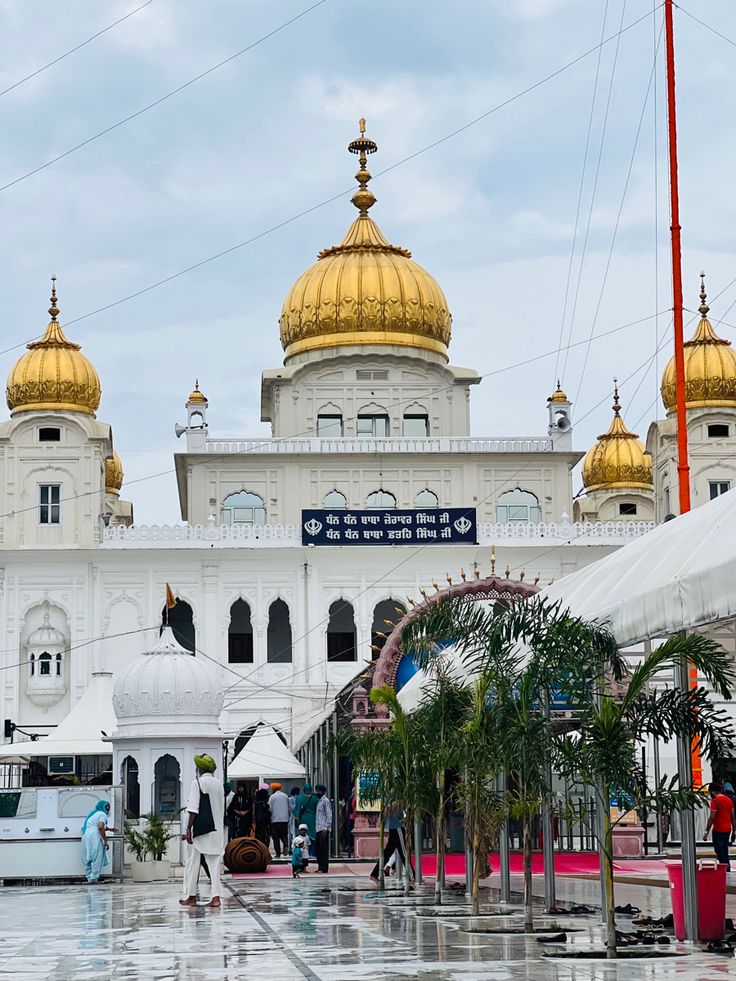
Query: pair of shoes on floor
706,940,735,956
567,904,595,915
536,932,567,944
615,903,641,916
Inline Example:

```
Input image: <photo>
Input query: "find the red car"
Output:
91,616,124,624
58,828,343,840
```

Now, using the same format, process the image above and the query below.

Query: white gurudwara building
1,126,736,813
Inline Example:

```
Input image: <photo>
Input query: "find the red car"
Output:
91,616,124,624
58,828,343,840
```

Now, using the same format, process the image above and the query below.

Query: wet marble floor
0,874,732,980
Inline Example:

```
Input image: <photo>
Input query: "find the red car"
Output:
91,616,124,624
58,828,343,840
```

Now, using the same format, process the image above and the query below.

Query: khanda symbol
453,516,471,535
304,518,322,536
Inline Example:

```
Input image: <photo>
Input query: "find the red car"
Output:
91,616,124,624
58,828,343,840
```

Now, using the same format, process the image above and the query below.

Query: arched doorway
371,599,407,660
161,599,195,653
228,599,254,663
267,599,292,663
153,754,180,817
121,755,140,819
327,600,356,662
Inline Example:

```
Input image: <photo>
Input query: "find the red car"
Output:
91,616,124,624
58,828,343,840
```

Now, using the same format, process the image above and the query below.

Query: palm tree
553,631,736,959
403,594,589,926
370,685,431,895
412,664,471,904
334,723,396,890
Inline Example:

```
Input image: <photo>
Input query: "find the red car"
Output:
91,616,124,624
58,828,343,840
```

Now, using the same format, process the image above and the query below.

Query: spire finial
612,376,621,414
347,118,378,216
194,378,200,391
699,270,709,316
49,275,59,321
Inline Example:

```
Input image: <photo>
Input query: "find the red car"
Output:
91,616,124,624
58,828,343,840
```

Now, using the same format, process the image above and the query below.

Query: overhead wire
0,307,666,523
572,17,664,404
0,4,660,357
552,0,610,387
561,0,626,383
0,0,331,193
0,0,156,99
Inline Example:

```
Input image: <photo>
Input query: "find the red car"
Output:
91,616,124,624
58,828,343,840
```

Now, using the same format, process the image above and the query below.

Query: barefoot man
179,753,225,909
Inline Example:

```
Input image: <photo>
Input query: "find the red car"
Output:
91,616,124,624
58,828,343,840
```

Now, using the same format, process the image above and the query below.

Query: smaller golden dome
104,451,124,495
582,383,652,492
6,278,101,416
661,275,736,413
548,381,568,404
187,380,207,404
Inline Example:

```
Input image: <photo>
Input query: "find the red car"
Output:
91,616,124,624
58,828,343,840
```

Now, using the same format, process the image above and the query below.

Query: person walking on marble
315,785,332,873
180,754,225,909
268,782,290,857
81,799,116,883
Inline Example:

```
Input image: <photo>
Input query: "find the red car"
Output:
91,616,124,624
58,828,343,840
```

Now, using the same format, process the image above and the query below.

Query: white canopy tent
228,723,306,782
0,671,116,760
542,487,736,644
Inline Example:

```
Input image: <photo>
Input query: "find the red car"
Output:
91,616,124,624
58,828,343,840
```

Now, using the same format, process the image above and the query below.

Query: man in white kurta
179,754,225,908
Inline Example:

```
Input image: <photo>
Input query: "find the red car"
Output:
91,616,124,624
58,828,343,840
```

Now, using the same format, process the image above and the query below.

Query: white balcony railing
103,520,657,548
202,436,556,455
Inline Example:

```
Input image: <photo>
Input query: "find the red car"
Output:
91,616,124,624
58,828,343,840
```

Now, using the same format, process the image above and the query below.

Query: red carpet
231,853,668,879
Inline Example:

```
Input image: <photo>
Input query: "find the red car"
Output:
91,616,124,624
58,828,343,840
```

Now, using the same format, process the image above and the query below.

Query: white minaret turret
175,381,209,451
547,381,573,450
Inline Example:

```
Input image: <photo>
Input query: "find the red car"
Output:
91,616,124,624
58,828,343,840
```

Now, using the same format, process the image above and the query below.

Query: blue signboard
301,507,477,546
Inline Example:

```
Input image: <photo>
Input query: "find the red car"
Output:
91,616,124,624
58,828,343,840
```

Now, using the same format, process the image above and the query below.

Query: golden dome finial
612,377,621,414
49,275,59,321
699,270,709,316
347,117,378,216
6,277,101,416
187,379,207,405
548,380,568,404
581,382,652,491
660,274,736,413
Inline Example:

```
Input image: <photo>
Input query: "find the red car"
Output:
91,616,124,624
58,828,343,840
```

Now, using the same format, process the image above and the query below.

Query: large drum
224,836,272,873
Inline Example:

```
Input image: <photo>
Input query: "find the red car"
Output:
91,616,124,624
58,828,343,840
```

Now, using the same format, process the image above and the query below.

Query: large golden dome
582,384,652,492
104,451,124,495
7,279,101,416
279,121,452,361
661,276,736,414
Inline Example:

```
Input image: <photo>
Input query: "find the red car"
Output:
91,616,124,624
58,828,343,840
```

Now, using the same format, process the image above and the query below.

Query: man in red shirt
704,782,736,869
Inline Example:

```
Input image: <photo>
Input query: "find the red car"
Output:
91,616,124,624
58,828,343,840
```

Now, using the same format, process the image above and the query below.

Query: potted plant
123,812,179,881
123,822,153,882
145,812,178,881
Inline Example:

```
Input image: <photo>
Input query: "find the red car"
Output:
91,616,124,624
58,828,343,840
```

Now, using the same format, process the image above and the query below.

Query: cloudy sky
1,0,735,523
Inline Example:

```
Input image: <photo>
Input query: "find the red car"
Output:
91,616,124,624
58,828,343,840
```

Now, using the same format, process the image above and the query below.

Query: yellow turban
194,754,216,773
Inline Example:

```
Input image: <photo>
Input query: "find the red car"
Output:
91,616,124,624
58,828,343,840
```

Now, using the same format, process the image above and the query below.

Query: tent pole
498,771,511,903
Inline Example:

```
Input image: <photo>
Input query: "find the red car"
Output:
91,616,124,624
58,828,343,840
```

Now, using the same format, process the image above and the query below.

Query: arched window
415,488,439,508
221,491,266,527
161,599,195,654
39,652,52,677
122,755,140,819
154,754,180,817
366,489,396,509
29,653,35,677
55,652,62,677
229,599,254,663
189,411,204,428
403,411,429,437
323,489,348,508
371,600,407,660
357,405,390,437
317,411,343,437
327,600,356,662
495,488,541,524
267,599,292,663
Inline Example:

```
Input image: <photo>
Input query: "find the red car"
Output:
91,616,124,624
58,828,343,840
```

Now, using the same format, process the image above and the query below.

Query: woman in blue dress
81,800,115,882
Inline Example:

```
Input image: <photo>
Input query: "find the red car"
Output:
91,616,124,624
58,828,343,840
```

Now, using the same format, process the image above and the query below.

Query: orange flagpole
663,0,700,787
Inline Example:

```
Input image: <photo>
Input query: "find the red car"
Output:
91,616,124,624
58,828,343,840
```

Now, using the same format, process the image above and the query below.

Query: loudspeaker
174,423,188,438
555,414,572,432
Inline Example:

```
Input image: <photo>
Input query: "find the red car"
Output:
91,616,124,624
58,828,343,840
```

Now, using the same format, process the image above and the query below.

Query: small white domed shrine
111,626,224,841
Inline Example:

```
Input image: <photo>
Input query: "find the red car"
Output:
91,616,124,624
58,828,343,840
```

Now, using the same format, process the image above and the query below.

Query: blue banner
301,507,477,546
